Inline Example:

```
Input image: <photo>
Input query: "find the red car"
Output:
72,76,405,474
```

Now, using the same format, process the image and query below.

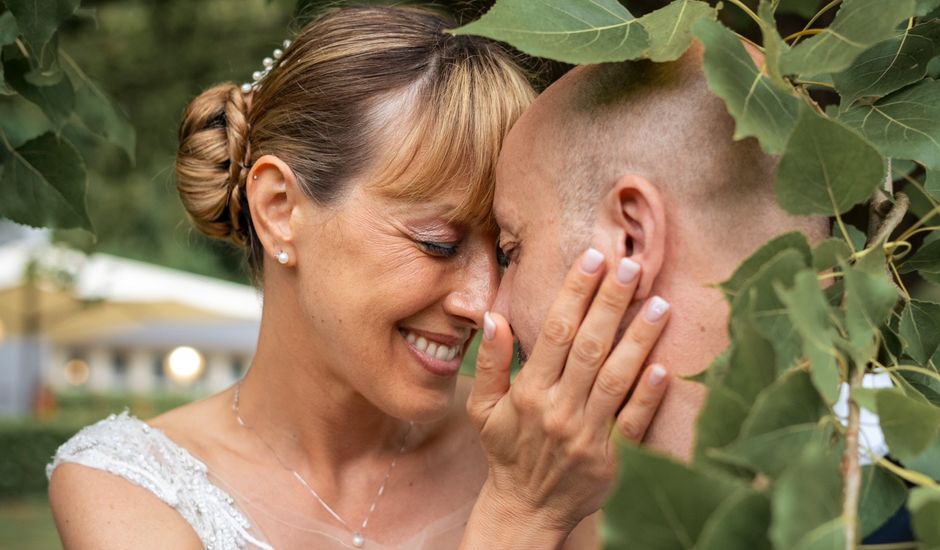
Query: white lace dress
46,411,276,549
46,411,477,549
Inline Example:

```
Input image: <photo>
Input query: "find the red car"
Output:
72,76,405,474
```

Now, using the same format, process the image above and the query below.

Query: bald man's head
539,46,779,241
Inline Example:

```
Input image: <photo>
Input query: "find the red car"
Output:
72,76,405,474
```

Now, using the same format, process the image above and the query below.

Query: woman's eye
419,241,459,258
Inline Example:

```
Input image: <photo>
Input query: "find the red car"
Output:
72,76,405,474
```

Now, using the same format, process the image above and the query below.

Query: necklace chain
232,383,413,548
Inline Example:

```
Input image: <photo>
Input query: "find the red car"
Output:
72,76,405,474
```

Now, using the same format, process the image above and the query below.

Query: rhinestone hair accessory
241,39,292,94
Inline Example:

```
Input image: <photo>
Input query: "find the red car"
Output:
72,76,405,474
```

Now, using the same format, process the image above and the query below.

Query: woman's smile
398,327,470,377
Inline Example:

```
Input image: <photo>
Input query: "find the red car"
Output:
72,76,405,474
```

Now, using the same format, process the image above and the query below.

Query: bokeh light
166,346,204,383
64,359,90,386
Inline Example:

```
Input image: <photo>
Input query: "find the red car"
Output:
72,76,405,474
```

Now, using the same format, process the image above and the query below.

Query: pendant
352,532,364,548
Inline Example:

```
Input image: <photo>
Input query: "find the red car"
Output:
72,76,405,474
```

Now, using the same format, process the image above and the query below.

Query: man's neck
640,279,730,460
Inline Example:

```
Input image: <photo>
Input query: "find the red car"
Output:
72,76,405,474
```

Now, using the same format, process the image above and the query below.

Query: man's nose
490,268,512,320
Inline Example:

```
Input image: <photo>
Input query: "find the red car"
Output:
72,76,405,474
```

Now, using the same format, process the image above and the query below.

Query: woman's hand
463,249,671,548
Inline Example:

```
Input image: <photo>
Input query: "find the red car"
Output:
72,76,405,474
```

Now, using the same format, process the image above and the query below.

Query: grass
0,495,60,550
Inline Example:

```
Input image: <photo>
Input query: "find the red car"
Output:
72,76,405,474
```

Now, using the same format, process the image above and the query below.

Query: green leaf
603,443,742,550
694,489,772,550
928,169,940,201
834,20,940,106
5,0,79,57
904,438,940,480
776,105,885,216
693,386,750,472
638,0,716,63
812,238,853,271
909,487,940,548
839,79,940,170
917,0,940,16
0,93,54,148
450,0,649,65
859,465,908,537
2,55,74,129
0,9,17,93
770,443,846,550
843,261,899,366
0,131,90,230
777,270,843,403
694,17,801,154
900,239,940,280
0,11,17,46
758,1,790,91
719,370,829,476
731,249,808,374
779,0,916,76
899,300,940,366
901,370,940,407
61,55,135,163
720,231,812,299
876,388,940,461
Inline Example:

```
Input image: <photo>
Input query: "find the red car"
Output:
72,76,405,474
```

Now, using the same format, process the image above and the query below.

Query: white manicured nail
644,296,670,322
649,365,667,387
617,258,640,284
581,248,604,274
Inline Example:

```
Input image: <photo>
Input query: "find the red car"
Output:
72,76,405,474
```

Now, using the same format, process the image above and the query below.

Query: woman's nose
442,247,499,329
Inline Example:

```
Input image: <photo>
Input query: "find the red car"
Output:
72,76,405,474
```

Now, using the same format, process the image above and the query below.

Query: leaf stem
876,364,940,384
876,456,938,487
725,0,762,26
842,363,863,550
783,28,824,43
801,0,842,35
792,79,836,89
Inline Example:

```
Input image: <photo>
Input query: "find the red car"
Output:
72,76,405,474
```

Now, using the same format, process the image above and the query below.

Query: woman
46,6,671,549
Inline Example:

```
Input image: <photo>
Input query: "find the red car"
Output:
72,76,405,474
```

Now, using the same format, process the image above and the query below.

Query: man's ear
246,154,302,267
594,173,666,299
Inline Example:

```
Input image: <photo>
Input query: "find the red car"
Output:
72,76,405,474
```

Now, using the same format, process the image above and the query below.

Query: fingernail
483,312,496,341
617,258,640,284
649,365,667,387
581,248,604,274
644,296,670,322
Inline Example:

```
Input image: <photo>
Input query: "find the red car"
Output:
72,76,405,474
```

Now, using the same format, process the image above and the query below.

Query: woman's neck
236,308,416,483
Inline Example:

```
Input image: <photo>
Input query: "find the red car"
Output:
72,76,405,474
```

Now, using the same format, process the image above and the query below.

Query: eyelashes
418,241,459,258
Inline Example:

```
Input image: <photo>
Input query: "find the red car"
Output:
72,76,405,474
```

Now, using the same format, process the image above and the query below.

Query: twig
842,364,863,550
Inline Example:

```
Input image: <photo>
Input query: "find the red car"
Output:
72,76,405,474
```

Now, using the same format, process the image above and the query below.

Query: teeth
402,330,461,362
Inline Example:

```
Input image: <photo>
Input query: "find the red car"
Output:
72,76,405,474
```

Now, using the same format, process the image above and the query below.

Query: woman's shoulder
47,411,206,548
47,396,271,550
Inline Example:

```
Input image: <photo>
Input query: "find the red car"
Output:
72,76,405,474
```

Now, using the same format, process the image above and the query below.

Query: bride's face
289,180,498,421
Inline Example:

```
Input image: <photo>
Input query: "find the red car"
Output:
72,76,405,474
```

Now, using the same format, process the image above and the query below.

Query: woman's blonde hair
175,6,534,283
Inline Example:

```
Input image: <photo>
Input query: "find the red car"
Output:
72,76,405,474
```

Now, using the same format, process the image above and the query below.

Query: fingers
526,249,608,387
584,296,671,425
612,364,669,443
557,257,641,406
467,312,514,429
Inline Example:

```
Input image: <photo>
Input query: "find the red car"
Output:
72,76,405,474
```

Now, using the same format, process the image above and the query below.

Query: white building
0,224,262,415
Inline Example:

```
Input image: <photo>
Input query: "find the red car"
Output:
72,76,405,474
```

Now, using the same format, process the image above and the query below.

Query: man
488,45,828,459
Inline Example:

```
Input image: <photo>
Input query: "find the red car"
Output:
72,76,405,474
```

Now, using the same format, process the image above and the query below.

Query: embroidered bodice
46,411,273,549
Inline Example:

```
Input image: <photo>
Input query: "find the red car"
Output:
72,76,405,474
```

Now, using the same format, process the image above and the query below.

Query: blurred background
0,1,294,547
3,0,937,548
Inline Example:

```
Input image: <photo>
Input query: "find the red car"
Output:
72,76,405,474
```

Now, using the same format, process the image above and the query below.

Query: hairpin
241,39,292,94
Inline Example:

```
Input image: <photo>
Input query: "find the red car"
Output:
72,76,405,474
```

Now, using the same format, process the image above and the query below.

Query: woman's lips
399,328,464,377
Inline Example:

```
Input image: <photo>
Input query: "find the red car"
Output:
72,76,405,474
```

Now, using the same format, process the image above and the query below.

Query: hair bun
175,83,252,245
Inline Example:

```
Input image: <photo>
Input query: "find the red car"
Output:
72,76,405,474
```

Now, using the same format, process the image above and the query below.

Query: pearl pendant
352,532,364,547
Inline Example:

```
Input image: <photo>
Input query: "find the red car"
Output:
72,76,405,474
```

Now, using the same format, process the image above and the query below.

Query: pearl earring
276,251,289,264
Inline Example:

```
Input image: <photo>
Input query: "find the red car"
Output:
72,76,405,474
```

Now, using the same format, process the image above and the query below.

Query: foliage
454,0,940,548
0,391,192,497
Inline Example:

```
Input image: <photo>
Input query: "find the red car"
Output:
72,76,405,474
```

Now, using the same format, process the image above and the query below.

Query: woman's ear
246,154,301,266
593,173,666,299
